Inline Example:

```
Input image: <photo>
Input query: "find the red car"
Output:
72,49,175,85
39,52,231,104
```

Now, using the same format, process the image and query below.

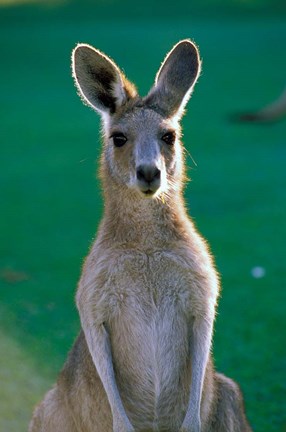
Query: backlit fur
30,40,252,432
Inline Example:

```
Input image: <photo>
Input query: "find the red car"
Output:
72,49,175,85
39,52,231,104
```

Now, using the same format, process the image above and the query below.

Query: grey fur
30,40,252,432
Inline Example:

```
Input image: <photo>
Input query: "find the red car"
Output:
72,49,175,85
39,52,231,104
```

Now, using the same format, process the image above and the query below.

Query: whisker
185,147,198,168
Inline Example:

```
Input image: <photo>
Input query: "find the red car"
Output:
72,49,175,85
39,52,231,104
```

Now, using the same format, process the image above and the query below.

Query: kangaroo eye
111,133,128,147
162,131,176,146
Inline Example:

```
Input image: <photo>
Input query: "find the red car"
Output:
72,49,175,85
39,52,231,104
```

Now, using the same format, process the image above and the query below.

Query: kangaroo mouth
143,189,154,196
137,182,161,197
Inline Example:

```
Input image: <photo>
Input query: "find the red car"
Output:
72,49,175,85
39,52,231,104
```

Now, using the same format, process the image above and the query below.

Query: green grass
0,1,286,431
0,328,50,430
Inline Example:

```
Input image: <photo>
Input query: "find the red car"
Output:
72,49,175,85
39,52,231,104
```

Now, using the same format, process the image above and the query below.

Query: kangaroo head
72,40,201,200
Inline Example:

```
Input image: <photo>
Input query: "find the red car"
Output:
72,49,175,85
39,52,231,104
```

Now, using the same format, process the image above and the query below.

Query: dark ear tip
177,39,197,47
175,39,200,59
72,44,93,61
175,39,201,79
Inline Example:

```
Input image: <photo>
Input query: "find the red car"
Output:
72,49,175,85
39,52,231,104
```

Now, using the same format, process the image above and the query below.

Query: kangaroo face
103,106,183,198
72,40,201,199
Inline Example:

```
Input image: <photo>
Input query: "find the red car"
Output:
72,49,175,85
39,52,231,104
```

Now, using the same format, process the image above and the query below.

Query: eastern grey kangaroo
30,40,252,432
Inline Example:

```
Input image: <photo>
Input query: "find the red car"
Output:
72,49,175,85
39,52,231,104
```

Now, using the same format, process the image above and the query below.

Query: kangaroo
29,40,252,432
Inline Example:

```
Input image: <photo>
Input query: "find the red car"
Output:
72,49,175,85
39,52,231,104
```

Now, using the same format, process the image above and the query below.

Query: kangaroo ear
72,44,137,115
145,40,201,118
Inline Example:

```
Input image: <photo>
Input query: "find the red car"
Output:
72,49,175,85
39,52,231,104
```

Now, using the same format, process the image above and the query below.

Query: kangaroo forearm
180,318,213,431
81,321,128,419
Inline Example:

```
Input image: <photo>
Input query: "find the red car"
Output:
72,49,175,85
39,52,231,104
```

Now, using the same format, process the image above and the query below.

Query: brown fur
30,40,252,432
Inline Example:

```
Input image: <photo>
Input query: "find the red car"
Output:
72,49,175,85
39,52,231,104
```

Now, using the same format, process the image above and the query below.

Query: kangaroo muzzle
136,164,161,196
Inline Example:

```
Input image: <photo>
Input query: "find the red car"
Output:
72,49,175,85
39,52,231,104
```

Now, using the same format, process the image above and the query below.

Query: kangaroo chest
103,249,195,321
98,249,194,427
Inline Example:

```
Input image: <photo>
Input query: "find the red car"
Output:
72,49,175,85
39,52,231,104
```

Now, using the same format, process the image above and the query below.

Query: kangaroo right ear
145,40,201,118
72,44,137,115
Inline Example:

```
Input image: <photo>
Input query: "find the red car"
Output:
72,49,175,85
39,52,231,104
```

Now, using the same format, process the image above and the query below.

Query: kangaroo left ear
145,40,201,118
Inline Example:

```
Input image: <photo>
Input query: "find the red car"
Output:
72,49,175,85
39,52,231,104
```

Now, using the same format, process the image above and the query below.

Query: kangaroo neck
100,184,190,249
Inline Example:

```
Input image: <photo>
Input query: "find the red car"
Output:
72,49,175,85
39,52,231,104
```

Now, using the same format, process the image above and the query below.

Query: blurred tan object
233,86,286,123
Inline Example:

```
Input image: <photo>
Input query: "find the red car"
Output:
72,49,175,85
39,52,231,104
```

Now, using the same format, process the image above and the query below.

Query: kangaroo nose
136,165,161,184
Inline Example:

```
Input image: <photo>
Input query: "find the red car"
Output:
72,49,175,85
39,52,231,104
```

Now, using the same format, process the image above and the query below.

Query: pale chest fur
107,250,195,318
78,243,218,429
81,244,217,325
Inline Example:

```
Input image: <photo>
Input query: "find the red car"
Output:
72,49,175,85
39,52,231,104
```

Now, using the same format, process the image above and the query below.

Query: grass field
0,0,286,430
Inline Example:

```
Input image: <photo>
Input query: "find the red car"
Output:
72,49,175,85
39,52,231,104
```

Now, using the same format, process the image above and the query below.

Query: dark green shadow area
0,1,286,430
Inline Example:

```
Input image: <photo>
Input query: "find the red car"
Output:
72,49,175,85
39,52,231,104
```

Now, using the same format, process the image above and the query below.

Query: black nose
136,165,161,184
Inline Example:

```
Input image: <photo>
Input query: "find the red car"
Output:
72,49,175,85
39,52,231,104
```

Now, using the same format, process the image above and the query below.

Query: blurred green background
0,0,286,430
